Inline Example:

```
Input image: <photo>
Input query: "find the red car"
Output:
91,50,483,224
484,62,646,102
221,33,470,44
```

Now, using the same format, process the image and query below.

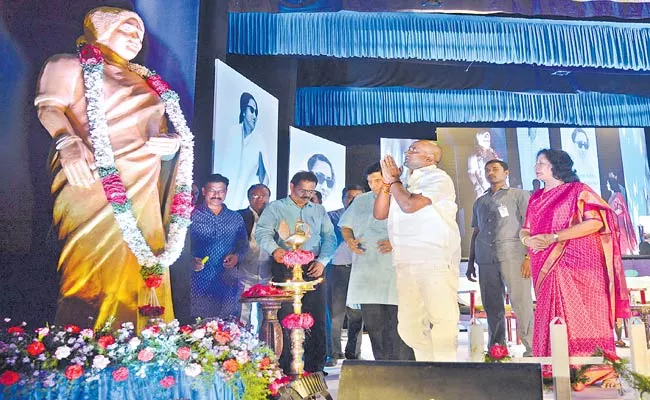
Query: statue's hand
145,133,181,156
57,136,97,188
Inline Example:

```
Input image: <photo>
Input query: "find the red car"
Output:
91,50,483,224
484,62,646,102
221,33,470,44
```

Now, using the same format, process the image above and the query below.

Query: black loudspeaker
338,360,543,400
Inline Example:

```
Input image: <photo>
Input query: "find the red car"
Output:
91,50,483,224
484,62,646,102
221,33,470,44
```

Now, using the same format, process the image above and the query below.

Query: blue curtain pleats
228,11,650,70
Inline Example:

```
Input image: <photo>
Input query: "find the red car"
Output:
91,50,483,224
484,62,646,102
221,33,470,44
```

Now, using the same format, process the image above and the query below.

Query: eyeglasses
296,188,316,196
205,188,226,195
404,148,434,156
576,141,589,150
535,161,551,167
250,194,269,200
246,105,258,116
314,172,334,188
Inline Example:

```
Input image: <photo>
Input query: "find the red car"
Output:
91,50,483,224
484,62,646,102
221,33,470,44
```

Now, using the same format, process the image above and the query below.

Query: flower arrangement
281,250,315,267
241,284,289,298
483,344,512,363
281,314,315,330
0,318,287,400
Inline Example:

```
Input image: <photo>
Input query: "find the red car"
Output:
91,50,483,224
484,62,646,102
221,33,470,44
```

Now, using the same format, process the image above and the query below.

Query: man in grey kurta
467,159,534,356
339,162,414,361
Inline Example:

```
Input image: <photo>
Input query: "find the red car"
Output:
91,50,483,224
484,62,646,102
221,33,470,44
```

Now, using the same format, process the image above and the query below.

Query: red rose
222,359,239,373
149,325,161,334
159,376,176,388
79,44,103,64
97,335,115,349
489,344,509,359
146,75,171,96
179,325,193,334
64,325,81,334
26,341,45,356
145,275,163,288
269,376,292,396
0,371,19,386
65,364,83,381
7,326,23,335
112,367,129,382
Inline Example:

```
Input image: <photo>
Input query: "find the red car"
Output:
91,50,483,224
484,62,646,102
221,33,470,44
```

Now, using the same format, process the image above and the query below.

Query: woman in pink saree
607,176,639,255
520,149,630,388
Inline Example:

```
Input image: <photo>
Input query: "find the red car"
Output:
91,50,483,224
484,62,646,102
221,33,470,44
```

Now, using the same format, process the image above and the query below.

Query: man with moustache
466,160,534,356
190,174,248,319
237,184,272,327
374,140,461,361
255,171,337,375
340,163,414,361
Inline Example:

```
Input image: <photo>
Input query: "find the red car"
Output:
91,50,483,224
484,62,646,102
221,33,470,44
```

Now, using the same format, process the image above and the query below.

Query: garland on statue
77,42,194,316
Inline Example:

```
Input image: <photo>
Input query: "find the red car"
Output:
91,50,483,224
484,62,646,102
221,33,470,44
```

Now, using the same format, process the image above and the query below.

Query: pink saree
608,192,639,255
524,182,630,357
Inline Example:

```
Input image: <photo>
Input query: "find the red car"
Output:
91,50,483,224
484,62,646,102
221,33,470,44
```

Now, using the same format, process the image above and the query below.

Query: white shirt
216,123,273,209
387,164,461,265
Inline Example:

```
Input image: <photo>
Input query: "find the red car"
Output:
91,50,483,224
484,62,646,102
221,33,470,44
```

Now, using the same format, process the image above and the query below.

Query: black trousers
272,260,327,373
326,264,363,359
361,304,414,361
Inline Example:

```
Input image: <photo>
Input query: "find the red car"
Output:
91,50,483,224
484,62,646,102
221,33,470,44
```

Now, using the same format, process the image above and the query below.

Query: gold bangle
520,236,529,246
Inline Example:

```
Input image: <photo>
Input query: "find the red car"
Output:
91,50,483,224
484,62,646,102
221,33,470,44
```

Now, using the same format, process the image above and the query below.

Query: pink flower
79,44,103,64
101,174,128,205
170,192,193,219
112,367,129,382
138,348,155,362
179,325,193,334
97,335,115,349
0,371,20,386
282,313,315,330
214,330,231,345
176,347,191,361
65,365,83,381
489,344,509,360
281,250,315,267
147,75,171,96
242,284,288,298
159,376,176,388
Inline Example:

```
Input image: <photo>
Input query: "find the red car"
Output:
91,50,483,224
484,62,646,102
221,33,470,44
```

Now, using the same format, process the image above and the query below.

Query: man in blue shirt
255,171,337,374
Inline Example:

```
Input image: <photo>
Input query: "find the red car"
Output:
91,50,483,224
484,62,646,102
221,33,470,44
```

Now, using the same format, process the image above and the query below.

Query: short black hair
364,162,381,177
342,184,364,202
537,149,580,183
571,128,589,149
239,92,257,123
290,171,318,186
485,159,508,171
607,177,622,193
204,173,229,188
312,190,323,203
247,183,271,199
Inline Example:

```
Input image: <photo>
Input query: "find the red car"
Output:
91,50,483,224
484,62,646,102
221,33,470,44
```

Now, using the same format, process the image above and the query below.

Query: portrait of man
212,61,279,210
516,128,550,191
560,127,600,192
467,130,502,198
307,154,336,202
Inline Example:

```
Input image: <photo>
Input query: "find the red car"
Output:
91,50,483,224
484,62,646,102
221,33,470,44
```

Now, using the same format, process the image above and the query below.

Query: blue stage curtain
0,368,242,400
295,86,650,126
228,11,650,71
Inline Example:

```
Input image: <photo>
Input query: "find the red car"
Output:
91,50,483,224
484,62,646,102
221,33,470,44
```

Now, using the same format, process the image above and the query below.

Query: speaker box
338,360,543,400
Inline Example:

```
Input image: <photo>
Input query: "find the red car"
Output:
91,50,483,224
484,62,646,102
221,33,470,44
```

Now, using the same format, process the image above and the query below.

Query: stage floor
323,329,634,399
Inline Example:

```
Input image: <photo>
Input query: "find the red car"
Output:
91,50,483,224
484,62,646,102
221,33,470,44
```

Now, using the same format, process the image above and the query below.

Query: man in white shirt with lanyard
374,140,461,361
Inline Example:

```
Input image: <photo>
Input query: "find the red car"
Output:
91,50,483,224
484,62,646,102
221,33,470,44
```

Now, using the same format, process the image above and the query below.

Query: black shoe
345,354,358,360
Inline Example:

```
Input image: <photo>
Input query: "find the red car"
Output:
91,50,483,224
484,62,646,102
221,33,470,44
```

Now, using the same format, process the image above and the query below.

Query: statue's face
99,18,144,61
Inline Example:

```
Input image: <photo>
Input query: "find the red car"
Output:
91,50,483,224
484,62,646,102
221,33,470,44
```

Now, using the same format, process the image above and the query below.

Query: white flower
80,329,94,339
92,355,110,370
184,363,202,377
192,329,206,339
128,337,141,350
55,346,71,360
141,329,152,339
36,327,50,338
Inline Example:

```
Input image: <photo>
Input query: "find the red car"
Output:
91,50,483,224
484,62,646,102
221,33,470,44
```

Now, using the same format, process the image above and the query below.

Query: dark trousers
361,304,414,361
272,260,327,373
326,264,363,359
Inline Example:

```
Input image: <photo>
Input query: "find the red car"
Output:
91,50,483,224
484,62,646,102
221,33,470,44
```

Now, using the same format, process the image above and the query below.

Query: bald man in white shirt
374,140,461,362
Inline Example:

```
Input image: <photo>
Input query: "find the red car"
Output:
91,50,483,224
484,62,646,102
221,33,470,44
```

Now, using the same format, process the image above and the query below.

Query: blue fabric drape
295,87,650,126
228,11,650,71
0,369,241,400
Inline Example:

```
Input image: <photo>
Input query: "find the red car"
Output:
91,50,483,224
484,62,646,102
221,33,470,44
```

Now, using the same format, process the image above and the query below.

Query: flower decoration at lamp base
484,344,512,363
241,284,289,298
281,250,315,267
281,313,315,330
